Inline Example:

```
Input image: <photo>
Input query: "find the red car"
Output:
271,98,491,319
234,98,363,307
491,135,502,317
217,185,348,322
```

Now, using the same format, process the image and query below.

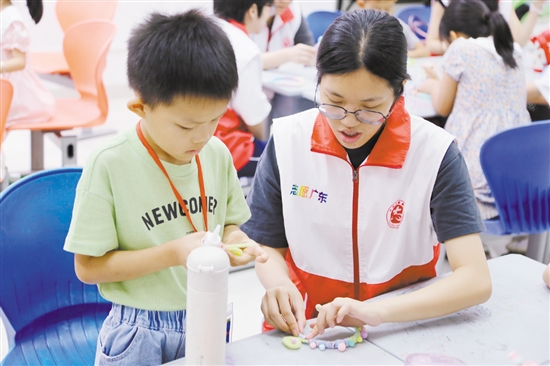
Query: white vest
273,108,454,287
251,3,303,52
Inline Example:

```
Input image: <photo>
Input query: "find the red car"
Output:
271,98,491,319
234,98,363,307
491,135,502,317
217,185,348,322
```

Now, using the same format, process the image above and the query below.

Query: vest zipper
352,169,360,300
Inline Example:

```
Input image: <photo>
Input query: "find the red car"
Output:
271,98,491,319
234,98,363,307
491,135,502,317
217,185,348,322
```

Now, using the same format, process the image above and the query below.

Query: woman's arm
426,0,448,55
1,48,26,73
507,0,545,47
261,44,317,70
256,245,307,336
310,233,492,335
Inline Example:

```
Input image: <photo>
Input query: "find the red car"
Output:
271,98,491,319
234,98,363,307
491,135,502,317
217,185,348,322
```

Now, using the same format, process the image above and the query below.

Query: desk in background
261,58,441,119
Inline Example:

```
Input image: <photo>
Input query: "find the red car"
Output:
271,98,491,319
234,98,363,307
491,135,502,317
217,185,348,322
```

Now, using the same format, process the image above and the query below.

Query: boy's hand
173,231,206,267
306,298,383,339
261,284,306,336
222,238,268,267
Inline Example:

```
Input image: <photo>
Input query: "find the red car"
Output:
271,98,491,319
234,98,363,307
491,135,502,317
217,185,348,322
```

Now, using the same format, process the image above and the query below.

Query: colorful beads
302,327,367,352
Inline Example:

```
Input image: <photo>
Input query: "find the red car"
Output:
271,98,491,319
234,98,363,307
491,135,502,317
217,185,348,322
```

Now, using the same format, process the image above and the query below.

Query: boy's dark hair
26,0,44,24
440,0,517,68
213,0,273,23
316,10,409,99
127,10,238,107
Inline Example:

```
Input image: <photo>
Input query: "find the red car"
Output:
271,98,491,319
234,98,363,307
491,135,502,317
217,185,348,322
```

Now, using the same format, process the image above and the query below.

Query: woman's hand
287,43,317,66
261,284,306,336
306,298,384,339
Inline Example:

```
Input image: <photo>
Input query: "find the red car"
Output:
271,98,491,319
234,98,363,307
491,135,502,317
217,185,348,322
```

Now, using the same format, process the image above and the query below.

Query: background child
356,0,430,58
213,0,273,177
419,0,531,221
251,0,316,70
63,11,267,365
0,0,54,127
426,0,546,55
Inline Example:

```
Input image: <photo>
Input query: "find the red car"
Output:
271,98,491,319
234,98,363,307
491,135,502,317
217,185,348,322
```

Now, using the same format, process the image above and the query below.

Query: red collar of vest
310,97,411,169
279,7,294,24
228,19,249,36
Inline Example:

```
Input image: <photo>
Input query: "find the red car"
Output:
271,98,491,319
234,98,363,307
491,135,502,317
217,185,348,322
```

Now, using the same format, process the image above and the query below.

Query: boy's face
129,95,229,165
356,0,397,14
245,4,274,34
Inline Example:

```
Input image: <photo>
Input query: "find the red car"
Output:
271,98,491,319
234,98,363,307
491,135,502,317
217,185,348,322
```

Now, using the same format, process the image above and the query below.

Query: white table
168,254,548,365
166,325,403,365
367,254,549,364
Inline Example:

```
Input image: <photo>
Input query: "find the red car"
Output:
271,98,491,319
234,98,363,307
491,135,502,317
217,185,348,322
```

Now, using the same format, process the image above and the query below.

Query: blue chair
480,121,550,261
306,10,343,44
394,5,431,40
0,168,111,365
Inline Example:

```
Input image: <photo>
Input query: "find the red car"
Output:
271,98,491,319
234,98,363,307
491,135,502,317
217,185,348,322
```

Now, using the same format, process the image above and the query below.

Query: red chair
30,0,117,75
7,20,117,171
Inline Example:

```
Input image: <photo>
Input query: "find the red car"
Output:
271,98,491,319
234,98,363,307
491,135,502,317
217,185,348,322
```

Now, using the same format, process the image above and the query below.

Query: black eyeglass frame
313,84,397,126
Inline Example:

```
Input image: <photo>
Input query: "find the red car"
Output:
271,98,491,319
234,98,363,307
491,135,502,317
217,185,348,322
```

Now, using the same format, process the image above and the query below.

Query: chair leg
60,135,77,167
526,232,550,264
31,130,45,171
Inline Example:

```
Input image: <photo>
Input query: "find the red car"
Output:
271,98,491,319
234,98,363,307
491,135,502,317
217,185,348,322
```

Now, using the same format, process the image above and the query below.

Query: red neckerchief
136,121,208,232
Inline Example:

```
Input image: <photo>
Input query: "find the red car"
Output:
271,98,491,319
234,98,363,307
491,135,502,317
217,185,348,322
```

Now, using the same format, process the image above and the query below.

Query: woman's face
318,68,396,149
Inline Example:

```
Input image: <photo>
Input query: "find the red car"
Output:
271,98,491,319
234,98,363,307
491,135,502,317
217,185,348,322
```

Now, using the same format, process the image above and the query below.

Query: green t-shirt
64,127,251,311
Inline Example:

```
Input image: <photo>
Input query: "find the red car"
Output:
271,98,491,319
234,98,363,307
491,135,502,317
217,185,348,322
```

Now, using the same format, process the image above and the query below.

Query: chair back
56,0,117,32
0,168,109,348
0,79,13,148
306,10,343,44
63,19,117,123
480,121,550,235
394,5,431,40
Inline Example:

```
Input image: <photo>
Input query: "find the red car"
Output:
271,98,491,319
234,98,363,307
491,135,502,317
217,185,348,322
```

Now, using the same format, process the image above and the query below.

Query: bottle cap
202,224,221,247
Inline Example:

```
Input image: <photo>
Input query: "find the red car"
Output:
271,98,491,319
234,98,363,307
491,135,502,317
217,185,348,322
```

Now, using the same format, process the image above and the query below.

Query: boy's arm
74,232,205,284
310,233,492,336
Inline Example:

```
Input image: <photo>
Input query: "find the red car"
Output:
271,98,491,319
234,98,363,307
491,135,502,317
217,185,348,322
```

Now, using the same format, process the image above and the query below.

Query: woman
241,9,491,337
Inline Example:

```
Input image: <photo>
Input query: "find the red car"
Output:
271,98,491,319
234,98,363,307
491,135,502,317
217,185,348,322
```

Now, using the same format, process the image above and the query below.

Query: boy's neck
1,1,12,10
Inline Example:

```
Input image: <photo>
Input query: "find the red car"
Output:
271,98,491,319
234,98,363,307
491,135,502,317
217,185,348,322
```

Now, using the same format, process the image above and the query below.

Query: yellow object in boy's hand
226,243,253,256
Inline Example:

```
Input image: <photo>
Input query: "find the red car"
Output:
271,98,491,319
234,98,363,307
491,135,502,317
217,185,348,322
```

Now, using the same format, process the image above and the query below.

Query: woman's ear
127,96,147,118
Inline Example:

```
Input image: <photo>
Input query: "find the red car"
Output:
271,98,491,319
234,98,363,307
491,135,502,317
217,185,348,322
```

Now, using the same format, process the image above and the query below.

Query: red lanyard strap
136,122,208,233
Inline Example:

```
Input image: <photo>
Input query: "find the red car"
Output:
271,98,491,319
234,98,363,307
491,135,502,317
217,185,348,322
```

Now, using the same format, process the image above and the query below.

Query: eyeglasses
314,86,394,126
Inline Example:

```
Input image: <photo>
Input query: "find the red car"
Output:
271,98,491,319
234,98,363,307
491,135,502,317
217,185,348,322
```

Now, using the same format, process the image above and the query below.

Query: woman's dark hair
127,10,238,107
440,0,517,68
213,0,273,23
316,10,409,98
26,0,43,24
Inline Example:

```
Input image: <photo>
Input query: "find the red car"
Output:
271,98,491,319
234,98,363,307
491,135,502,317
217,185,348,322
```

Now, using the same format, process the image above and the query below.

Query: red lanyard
136,122,208,233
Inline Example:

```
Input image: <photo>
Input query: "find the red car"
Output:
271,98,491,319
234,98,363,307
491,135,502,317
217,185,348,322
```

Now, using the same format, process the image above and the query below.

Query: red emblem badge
283,37,291,47
386,200,405,228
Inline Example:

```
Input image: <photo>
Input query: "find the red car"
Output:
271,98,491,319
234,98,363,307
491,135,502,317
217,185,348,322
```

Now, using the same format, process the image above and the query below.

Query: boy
213,0,274,176
357,0,430,58
64,10,267,365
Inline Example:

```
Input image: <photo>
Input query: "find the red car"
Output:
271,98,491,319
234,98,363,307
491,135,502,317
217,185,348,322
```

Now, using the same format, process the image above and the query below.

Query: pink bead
291,338,297,344
338,343,346,352
361,329,368,339
309,342,317,349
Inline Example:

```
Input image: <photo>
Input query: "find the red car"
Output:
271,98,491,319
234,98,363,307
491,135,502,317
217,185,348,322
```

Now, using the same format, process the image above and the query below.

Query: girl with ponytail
1,0,54,128
419,0,531,221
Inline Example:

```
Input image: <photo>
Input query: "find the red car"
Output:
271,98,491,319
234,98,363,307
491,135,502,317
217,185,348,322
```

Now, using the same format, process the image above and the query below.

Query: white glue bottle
185,224,229,365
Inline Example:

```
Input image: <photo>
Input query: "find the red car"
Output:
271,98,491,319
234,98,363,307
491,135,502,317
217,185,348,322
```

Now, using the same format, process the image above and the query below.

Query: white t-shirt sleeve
230,53,272,126
535,67,550,104
498,0,513,22
398,18,421,50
